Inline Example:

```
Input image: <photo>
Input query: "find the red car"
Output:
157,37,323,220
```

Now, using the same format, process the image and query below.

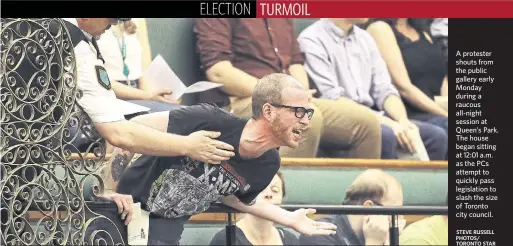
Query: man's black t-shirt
117,103,280,220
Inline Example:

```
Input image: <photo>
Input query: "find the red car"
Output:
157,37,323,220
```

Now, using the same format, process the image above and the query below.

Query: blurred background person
209,171,299,245
98,18,181,113
298,18,447,160
366,18,448,134
194,18,381,159
399,196,448,245
299,169,405,245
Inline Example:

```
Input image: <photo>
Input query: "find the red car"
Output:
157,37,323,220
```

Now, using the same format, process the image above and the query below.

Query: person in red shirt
194,18,381,158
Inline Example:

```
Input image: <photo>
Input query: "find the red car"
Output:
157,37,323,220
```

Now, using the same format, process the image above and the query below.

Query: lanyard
112,28,130,79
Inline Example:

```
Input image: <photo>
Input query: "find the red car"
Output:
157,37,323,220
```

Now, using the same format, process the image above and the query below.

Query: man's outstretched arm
95,111,235,164
221,195,337,236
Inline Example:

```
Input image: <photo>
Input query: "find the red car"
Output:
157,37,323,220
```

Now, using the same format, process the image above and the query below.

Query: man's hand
398,119,418,132
148,89,180,104
390,120,416,154
184,131,235,164
100,192,134,226
363,215,389,245
289,208,337,236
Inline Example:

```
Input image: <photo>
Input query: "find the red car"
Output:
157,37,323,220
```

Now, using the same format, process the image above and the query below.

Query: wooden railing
70,153,448,169
281,158,447,169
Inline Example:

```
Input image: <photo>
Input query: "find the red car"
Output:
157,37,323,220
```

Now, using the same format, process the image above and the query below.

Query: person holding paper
97,18,181,113
98,74,337,245
143,55,225,102
194,18,382,159
298,18,447,160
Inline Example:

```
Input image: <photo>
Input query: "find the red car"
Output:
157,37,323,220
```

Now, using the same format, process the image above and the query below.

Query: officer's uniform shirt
62,18,145,124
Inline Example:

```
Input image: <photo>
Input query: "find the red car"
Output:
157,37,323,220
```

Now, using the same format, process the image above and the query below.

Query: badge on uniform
95,65,111,90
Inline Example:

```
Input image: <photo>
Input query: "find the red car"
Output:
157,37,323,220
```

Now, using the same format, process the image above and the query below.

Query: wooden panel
281,158,447,169
70,153,447,170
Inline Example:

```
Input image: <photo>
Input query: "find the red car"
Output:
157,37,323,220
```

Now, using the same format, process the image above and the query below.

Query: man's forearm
100,149,136,192
383,95,409,122
137,76,153,92
206,61,258,98
289,64,310,90
111,80,151,100
97,120,189,157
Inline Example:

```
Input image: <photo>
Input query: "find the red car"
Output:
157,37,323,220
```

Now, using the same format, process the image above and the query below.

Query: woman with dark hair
209,171,299,245
365,18,448,133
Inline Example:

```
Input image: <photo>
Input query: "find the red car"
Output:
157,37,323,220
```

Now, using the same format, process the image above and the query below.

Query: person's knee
430,125,448,149
353,107,381,140
431,116,448,134
421,124,448,160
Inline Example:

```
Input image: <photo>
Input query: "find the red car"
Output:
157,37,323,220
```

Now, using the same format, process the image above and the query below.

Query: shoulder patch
95,65,111,90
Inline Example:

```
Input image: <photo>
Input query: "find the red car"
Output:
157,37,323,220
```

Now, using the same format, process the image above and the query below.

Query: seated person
194,18,381,159
400,197,448,245
97,18,181,113
94,74,337,245
299,169,405,245
298,18,447,160
366,18,448,133
210,171,299,245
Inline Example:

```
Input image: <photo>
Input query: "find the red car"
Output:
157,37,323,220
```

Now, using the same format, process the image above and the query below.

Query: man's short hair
251,73,303,119
342,169,402,205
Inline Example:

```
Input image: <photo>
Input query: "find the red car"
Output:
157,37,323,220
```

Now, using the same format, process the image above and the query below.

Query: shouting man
97,73,337,245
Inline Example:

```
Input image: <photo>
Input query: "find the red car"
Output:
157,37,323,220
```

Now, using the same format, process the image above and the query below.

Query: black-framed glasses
271,104,314,120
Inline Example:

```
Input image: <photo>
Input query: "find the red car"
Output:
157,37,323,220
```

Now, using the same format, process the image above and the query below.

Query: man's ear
362,200,374,206
263,103,273,121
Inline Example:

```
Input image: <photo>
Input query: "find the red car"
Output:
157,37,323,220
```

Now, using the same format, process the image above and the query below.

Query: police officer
61,18,235,217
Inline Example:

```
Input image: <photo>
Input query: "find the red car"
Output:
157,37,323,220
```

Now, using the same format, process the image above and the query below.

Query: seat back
146,18,202,105
294,18,319,37
280,167,447,206
180,223,299,245
180,224,225,245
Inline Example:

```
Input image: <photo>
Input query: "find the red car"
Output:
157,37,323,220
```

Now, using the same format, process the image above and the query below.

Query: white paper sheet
143,55,223,100
184,81,223,94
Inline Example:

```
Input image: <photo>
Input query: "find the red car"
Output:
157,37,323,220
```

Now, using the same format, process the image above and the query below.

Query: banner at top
256,0,513,18
2,0,513,18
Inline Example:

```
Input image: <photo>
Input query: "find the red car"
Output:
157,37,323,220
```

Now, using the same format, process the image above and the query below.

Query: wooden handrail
281,158,447,169
69,153,447,169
